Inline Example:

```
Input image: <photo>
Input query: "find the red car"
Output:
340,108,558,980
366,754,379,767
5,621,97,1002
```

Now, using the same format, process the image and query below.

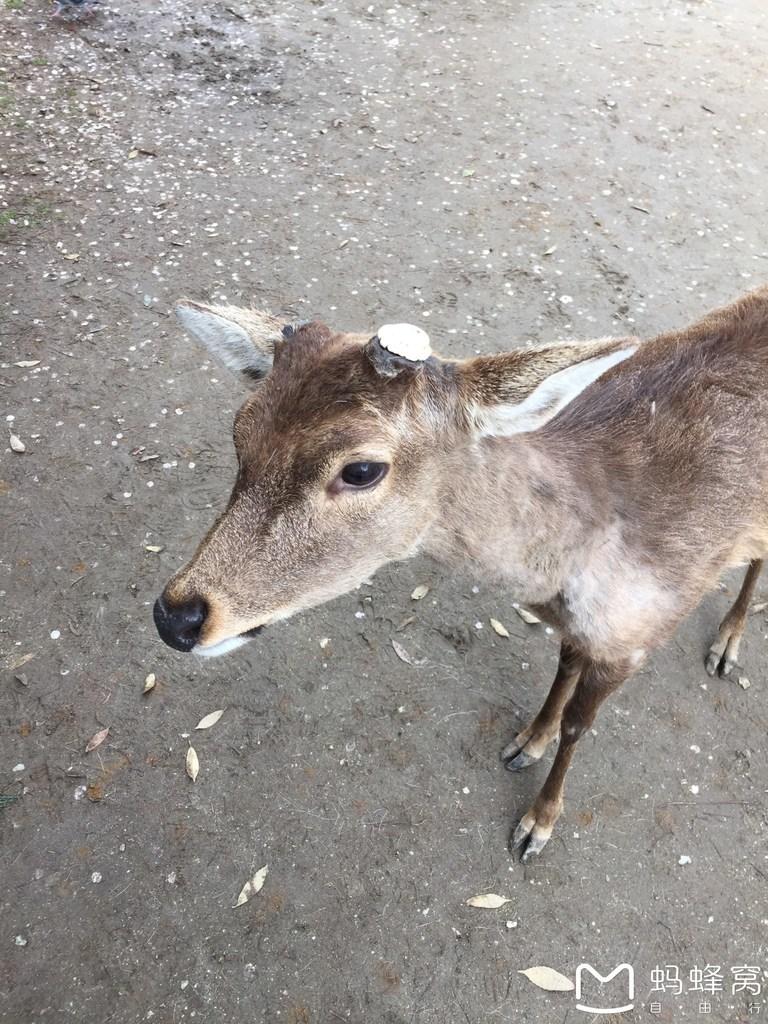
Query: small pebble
678,855,692,866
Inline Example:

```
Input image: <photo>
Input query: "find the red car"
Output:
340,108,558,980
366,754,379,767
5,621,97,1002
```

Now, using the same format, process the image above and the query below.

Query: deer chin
195,625,264,659
194,635,250,659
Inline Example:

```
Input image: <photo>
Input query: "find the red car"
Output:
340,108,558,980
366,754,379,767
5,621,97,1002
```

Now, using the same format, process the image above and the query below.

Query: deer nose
153,595,207,652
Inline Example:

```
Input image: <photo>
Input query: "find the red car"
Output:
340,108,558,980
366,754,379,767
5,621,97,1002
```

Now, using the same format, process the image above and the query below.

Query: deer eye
339,461,389,489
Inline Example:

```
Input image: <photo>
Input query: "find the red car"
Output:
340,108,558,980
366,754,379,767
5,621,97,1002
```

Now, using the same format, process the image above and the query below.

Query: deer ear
464,338,637,437
175,300,285,382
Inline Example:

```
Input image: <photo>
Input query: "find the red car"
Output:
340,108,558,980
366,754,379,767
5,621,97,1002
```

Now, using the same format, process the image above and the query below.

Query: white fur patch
478,345,637,437
377,323,431,362
563,522,677,660
194,635,250,659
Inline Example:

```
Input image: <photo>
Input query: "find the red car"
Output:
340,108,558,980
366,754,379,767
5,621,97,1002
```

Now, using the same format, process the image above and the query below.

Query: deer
154,286,768,861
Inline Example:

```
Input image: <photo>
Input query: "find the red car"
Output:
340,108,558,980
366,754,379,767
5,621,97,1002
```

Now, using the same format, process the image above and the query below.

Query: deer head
153,300,636,656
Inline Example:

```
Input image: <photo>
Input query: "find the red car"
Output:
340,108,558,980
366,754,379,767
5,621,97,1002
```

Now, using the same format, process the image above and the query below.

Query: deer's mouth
242,625,265,638
195,635,250,659
194,625,264,659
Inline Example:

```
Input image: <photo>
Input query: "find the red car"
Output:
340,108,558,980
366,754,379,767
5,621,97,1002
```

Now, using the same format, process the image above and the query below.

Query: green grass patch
0,202,53,241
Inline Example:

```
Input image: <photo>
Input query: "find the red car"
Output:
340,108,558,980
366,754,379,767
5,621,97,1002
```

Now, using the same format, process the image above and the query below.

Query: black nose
153,595,207,652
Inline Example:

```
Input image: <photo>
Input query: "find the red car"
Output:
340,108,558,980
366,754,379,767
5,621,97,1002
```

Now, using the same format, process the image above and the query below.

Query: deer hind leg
706,559,763,678
501,641,583,771
510,656,629,862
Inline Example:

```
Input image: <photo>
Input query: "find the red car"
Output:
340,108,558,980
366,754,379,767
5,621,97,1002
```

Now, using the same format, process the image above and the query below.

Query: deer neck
422,433,605,605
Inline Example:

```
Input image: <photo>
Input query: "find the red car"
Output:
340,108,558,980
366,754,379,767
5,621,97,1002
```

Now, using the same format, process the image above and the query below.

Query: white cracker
377,323,431,362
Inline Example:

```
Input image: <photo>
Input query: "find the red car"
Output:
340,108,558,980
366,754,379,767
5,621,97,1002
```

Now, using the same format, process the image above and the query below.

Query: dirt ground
2,0,768,1021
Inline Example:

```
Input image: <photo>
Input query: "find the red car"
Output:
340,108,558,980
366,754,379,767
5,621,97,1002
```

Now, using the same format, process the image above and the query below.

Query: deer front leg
706,558,763,677
510,656,629,862
501,640,584,771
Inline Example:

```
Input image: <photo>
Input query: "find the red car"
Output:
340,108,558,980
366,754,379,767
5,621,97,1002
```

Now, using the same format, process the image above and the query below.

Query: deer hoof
509,811,553,861
704,650,721,677
705,642,739,678
502,746,538,772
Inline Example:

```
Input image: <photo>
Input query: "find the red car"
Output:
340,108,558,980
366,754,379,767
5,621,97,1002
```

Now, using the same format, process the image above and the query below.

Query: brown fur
160,286,768,860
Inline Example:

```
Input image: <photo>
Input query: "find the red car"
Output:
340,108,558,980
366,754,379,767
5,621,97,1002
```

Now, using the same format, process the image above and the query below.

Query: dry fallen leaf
9,434,26,453
490,618,510,638
144,544,164,553
14,360,40,368
142,673,156,694
85,727,110,753
518,966,574,992
513,604,540,625
234,865,268,908
411,584,429,601
196,709,224,730
391,639,426,666
465,893,511,909
186,745,199,782
8,652,34,672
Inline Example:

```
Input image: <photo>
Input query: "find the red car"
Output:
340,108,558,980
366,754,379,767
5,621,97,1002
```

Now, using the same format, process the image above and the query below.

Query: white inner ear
478,345,637,437
176,304,267,377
